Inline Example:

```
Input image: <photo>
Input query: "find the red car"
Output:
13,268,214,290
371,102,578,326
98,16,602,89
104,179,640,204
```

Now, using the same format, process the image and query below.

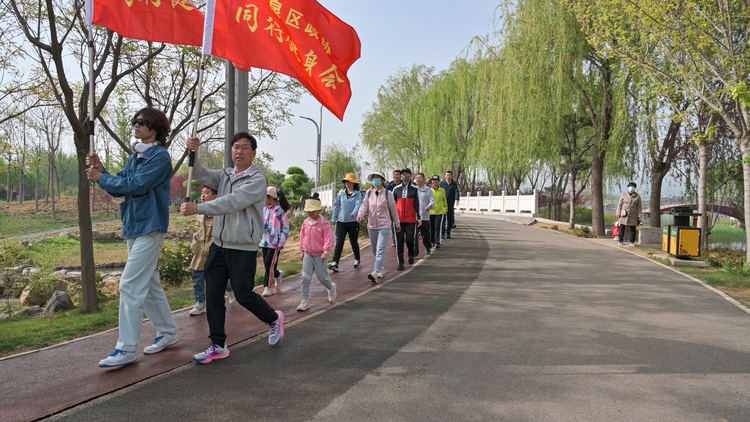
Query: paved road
45,216,750,421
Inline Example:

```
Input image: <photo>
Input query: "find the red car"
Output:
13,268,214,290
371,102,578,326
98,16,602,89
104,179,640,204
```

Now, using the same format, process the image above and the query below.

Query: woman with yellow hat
329,173,363,272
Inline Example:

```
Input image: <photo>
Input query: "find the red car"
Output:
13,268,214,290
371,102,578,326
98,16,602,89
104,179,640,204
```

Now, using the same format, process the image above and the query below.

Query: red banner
203,0,361,120
86,0,205,47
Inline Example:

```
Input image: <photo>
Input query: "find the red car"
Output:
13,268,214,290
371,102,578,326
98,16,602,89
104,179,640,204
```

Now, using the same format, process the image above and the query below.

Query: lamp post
300,105,323,188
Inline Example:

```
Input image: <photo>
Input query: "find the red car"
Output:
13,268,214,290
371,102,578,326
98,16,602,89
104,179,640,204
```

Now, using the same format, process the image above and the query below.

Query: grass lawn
0,213,115,239
0,283,195,358
708,218,747,246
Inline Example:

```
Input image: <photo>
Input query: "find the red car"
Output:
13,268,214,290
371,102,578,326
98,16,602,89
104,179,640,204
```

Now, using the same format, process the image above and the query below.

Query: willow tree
485,0,630,234
320,142,362,187
566,0,750,259
361,65,435,170
419,58,485,191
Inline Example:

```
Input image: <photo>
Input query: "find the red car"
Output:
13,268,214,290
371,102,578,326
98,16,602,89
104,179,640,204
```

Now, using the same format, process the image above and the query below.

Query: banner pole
88,23,96,187
186,55,206,203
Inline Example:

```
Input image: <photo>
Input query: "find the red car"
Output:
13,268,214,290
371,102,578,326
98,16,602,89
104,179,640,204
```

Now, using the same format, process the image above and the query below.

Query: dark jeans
332,221,361,264
415,220,431,255
396,222,417,265
261,247,281,288
618,225,637,244
430,214,444,245
205,244,277,346
444,205,455,235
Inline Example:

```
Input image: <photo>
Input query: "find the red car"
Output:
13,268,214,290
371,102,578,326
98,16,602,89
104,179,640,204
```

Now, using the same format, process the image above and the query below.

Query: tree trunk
50,161,55,221
649,161,669,228
740,138,750,262
569,172,577,230
697,142,709,251
6,160,10,204
75,136,99,313
590,147,606,236
35,166,39,213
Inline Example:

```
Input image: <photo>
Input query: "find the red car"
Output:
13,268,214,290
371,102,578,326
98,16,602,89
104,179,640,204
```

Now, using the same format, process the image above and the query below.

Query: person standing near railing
440,171,460,239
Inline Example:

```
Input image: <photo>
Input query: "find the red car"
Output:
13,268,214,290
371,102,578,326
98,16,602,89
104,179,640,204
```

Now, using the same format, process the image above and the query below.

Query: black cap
431,175,440,180
401,168,412,175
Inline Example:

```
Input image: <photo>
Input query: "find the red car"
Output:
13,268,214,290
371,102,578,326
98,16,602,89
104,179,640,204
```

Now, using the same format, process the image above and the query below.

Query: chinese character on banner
303,50,317,76
286,8,303,29
172,0,194,10
265,17,284,42
304,23,319,39
236,4,259,32
124,0,160,7
286,36,300,60
321,38,331,55
319,65,344,89
267,0,282,16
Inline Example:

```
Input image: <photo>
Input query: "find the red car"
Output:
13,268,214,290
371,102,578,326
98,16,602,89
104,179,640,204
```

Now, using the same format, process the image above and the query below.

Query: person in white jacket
414,173,435,256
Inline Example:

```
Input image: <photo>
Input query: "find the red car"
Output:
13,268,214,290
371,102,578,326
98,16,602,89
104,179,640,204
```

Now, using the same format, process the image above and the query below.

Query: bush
157,242,192,286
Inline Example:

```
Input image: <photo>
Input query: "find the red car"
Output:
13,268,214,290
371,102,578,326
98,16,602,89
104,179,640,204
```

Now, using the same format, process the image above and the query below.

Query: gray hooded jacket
193,156,268,251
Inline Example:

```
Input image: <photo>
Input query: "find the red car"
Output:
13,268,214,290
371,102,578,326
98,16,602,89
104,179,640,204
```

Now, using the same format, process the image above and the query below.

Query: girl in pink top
297,198,337,311
357,171,401,283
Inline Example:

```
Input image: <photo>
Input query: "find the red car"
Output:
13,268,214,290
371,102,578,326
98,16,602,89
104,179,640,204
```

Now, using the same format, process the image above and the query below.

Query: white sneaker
189,301,206,316
618,240,623,246
262,287,274,297
274,270,284,287
367,271,378,283
227,291,236,304
297,300,310,311
353,259,361,268
328,283,337,302
98,349,137,368
143,333,179,355
629,242,635,247
377,269,385,278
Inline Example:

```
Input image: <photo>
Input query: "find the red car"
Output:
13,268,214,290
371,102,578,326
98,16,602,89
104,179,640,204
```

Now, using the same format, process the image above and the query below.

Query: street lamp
300,105,323,188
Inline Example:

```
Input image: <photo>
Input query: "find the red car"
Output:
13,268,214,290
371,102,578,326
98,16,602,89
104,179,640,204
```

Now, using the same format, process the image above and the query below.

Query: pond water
709,242,747,252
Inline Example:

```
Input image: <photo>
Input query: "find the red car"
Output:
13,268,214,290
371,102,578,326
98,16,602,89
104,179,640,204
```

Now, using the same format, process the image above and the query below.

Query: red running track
0,241,426,422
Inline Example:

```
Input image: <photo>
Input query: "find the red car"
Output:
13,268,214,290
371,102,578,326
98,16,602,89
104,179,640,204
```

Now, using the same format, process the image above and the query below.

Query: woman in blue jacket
328,173,362,272
86,108,178,368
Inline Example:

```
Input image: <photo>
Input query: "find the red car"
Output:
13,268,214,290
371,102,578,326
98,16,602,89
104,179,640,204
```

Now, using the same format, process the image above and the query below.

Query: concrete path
12,215,750,421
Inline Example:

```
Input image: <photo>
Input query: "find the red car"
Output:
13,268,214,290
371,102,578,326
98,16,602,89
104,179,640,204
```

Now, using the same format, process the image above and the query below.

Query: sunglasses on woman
131,118,146,127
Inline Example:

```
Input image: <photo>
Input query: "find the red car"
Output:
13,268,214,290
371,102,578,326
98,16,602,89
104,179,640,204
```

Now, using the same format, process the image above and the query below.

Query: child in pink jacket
297,198,337,311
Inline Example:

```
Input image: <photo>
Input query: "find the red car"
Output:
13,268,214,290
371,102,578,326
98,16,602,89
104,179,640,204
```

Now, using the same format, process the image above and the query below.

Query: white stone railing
457,190,539,215
311,182,337,210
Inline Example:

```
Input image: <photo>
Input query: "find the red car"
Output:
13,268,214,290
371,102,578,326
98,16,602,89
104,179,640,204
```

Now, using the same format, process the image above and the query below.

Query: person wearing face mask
357,171,401,282
392,168,421,269
616,181,642,246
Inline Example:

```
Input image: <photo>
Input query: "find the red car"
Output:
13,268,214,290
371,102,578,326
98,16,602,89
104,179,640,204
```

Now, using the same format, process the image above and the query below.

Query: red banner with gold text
86,0,205,47
203,0,361,120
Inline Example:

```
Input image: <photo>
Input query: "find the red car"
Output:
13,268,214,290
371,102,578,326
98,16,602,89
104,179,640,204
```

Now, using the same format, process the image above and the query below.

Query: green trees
320,143,362,187
282,167,311,199
565,0,750,258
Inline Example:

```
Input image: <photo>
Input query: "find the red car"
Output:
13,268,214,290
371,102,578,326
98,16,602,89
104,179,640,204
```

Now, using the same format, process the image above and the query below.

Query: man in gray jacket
181,132,284,364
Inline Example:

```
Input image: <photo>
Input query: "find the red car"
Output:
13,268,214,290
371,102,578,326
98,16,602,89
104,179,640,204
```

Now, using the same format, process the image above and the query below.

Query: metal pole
186,55,206,203
88,23,95,187
224,61,235,168
299,116,320,187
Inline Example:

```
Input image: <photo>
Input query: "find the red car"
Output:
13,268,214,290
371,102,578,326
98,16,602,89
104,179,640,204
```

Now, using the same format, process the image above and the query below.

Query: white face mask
628,186,635,193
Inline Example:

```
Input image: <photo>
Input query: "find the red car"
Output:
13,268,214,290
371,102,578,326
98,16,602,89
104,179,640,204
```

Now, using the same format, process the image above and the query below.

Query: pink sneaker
193,343,229,364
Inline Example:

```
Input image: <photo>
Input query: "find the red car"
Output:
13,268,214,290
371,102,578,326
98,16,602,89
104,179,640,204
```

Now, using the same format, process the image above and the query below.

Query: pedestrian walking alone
393,168,420,269
616,182,643,246
260,186,290,297
182,133,284,364
329,173,362,272
430,175,448,249
87,107,179,368
358,171,401,283
440,171,460,238
414,173,435,256
297,198,337,311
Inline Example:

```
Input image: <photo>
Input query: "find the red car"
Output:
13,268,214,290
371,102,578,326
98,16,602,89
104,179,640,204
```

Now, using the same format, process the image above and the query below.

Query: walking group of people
86,107,460,369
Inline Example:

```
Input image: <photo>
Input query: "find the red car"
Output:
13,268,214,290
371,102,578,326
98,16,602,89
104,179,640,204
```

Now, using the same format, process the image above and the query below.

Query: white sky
260,0,500,178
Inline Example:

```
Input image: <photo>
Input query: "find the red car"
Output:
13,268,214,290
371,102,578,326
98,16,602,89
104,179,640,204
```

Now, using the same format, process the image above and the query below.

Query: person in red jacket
392,168,421,270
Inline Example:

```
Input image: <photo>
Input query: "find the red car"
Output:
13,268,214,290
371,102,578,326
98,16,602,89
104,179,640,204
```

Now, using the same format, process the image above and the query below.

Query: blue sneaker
98,349,137,368
268,310,284,346
193,343,229,364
